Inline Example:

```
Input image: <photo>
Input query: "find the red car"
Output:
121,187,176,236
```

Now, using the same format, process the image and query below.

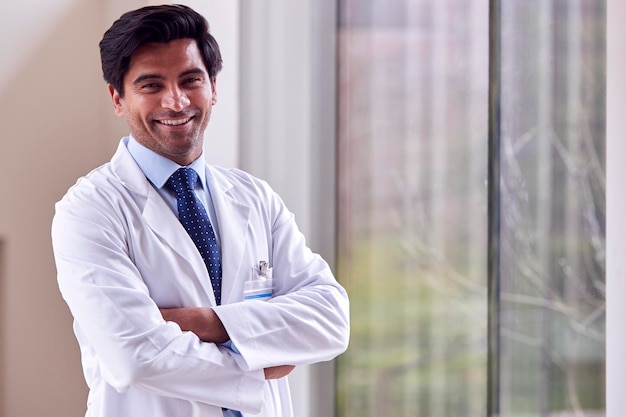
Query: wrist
202,308,229,343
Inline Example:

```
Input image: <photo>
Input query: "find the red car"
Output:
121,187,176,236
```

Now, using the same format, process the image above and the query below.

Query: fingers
264,365,295,380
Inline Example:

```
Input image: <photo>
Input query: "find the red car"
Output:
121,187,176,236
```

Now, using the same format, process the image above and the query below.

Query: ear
108,84,124,117
210,77,217,105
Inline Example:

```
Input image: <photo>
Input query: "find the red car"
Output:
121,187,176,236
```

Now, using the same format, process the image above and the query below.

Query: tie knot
168,167,198,195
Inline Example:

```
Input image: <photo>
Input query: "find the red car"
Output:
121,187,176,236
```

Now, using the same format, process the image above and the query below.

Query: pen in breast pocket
245,260,273,301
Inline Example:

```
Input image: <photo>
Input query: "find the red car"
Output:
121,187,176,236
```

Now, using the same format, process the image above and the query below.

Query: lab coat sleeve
213,182,350,371
51,183,265,413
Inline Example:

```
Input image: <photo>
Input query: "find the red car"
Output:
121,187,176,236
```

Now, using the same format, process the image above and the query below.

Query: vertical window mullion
487,0,502,415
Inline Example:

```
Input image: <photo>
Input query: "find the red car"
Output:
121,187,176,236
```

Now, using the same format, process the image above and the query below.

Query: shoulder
52,162,128,243
209,166,278,200
54,163,117,226
55,156,146,227
57,162,116,206
207,165,289,220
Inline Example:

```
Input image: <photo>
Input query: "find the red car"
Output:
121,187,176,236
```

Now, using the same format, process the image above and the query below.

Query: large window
335,1,606,416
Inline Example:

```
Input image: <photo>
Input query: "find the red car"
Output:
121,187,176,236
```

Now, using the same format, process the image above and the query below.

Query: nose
161,87,190,112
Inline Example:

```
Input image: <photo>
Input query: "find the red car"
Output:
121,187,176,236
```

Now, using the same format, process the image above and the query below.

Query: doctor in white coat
51,5,350,417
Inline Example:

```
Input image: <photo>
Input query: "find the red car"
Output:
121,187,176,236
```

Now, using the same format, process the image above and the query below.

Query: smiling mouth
157,117,192,126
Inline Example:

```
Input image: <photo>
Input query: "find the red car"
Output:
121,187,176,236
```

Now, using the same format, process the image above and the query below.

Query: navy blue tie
168,168,222,305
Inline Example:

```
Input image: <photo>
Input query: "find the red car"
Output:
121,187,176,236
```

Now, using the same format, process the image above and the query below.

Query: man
51,5,350,417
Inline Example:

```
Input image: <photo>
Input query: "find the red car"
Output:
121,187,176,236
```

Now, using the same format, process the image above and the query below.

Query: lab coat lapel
110,140,216,304
208,167,251,304
142,187,215,299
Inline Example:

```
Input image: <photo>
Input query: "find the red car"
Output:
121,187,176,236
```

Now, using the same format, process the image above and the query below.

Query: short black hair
99,4,222,97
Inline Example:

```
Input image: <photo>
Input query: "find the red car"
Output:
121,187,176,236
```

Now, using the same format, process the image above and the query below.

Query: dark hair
99,4,222,97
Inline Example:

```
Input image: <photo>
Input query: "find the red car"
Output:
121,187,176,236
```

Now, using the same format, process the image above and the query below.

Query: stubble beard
130,111,209,165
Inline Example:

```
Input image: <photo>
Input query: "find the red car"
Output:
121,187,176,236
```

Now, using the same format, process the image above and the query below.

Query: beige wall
1,1,164,415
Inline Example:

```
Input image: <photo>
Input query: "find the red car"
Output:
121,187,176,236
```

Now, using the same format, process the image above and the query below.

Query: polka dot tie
168,168,222,305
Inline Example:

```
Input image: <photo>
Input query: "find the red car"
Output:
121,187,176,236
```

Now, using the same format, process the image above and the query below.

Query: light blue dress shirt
127,136,242,417
127,136,221,246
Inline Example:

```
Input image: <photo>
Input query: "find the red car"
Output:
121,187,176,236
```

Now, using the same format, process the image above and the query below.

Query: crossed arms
160,307,295,379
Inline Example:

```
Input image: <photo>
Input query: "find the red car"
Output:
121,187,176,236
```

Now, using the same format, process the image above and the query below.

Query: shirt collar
127,135,207,190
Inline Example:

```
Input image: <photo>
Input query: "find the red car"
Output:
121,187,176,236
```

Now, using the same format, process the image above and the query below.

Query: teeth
159,118,190,126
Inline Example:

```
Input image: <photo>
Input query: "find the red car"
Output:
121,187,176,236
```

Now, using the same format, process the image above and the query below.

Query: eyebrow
132,74,164,85
132,68,207,85
180,68,207,78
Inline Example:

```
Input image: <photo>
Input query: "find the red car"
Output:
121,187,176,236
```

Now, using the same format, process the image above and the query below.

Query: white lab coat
51,138,350,417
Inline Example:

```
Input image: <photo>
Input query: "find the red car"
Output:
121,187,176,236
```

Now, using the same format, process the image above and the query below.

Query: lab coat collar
111,137,153,198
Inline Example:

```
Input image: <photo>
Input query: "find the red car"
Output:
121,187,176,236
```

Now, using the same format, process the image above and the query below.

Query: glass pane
497,1,606,416
335,1,489,416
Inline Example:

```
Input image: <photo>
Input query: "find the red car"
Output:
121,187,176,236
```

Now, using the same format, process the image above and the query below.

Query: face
109,38,217,166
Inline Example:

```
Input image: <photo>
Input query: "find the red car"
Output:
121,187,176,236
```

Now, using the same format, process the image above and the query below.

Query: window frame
606,0,625,415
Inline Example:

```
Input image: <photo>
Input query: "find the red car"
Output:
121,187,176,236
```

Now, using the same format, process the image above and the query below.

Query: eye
183,77,203,85
141,83,162,91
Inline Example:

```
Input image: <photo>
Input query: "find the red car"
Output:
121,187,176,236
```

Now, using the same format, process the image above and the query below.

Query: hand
263,365,295,380
160,307,229,344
